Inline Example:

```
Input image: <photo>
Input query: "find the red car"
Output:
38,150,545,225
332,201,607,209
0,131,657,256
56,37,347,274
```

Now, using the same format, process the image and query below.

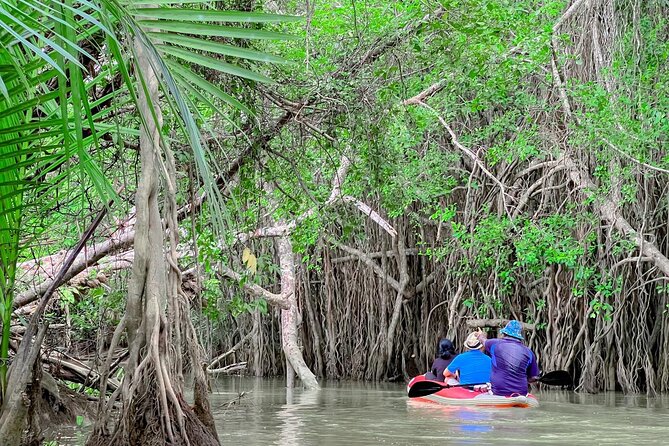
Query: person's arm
443,368,457,379
444,356,461,379
527,350,541,382
482,337,499,355
475,330,488,351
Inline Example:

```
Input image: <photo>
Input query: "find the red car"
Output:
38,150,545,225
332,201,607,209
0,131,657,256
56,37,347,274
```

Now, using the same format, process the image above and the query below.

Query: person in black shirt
425,338,456,382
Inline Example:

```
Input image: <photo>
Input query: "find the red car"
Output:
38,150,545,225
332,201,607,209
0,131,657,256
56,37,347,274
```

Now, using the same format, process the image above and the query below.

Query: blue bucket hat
500,320,524,340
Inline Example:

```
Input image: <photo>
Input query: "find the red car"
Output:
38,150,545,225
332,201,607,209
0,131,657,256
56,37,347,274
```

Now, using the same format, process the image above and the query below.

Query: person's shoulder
452,352,467,360
504,338,525,346
475,350,491,361
524,345,537,356
446,354,462,369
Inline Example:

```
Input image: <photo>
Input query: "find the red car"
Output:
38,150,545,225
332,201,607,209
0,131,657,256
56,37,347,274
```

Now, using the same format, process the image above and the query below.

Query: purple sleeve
484,338,500,354
527,350,540,378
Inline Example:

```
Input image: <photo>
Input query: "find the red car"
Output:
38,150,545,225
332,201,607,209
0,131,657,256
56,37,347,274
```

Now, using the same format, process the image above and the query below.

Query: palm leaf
137,20,299,40
158,44,275,83
149,32,291,64
131,8,300,23
166,60,253,115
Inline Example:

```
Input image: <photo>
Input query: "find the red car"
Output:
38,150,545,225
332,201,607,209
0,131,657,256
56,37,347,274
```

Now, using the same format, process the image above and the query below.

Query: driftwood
14,226,136,310
43,350,121,392
207,362,247,375
207,330,255,373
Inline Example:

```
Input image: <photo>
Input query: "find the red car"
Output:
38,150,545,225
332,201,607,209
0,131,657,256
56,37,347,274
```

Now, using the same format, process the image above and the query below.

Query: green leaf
148,32,291,64
137,20,299,40
158,44,275,83
166,60,253,115
0,4,90,69
132,9,301,23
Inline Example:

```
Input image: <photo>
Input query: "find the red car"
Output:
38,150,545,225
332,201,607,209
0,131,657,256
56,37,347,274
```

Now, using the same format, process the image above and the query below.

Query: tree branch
218,264,290,310
331,241,413,299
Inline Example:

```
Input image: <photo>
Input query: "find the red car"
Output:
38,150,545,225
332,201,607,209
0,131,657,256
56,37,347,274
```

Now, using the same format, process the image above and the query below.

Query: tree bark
277,236,320,390
87,34,218,446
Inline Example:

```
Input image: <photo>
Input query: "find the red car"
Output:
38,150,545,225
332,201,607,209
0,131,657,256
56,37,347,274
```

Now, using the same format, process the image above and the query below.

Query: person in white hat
443,331,492,386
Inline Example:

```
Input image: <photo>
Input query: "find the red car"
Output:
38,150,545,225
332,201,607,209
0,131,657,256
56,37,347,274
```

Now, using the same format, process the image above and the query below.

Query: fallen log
207,362,247,375
465,319,536,331
14,226,136,309
43,350,121,392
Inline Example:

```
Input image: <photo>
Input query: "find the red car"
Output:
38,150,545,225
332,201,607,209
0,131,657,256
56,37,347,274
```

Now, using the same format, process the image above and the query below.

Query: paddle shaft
436,382,487,389
408,380,487,398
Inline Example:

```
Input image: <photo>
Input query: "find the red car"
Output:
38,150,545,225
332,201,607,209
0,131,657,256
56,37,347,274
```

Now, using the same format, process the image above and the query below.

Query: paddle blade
538,370,572,386
407,380,446,398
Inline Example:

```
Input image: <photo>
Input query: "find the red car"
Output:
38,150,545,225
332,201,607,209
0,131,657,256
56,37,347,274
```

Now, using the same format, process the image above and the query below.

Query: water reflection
276,388,320,445
407,399,494,443
51,377,669,446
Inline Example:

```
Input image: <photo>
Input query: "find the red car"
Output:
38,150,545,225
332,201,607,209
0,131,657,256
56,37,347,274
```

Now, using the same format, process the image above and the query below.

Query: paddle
408,381,487,398
407,370,572,398
534,370,572,387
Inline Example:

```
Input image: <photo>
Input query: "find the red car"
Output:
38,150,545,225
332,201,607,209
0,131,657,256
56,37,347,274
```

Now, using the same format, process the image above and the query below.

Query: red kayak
407,375,539,408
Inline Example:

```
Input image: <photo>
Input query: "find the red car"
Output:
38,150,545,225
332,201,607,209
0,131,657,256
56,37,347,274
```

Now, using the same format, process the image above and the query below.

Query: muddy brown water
52,377,669,445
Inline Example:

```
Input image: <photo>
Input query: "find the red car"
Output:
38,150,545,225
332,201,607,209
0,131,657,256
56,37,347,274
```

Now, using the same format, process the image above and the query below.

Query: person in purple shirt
478,320,540,396
425,338,456,382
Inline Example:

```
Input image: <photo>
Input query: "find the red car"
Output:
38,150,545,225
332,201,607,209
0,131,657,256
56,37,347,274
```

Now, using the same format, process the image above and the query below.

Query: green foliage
192,223,272,320
292,215,322,255
202,279,268,320
442,212,588,298
514,215,584,273
66,380,101,399
202,277,222,320
227,295,268,318
44,283,124,342
589,299,614,322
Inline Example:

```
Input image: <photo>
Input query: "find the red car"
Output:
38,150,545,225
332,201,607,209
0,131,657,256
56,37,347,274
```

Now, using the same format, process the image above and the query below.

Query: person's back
445,349,491,385
426,338,456,382
429,357,453,381
483,321,539,396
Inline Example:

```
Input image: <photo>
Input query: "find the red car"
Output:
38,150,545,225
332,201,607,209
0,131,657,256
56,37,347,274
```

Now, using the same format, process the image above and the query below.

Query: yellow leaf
246,253,257,275
242,247,251,263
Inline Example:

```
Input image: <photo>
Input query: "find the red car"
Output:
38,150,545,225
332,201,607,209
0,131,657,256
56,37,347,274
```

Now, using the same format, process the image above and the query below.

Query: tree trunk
86,35,218,446
278,236,320,390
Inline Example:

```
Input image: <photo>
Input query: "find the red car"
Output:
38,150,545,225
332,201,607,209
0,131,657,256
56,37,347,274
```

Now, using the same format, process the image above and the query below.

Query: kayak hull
407,375,539,408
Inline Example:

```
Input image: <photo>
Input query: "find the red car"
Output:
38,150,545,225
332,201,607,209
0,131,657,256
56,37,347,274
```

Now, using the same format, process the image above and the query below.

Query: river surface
53,377,669,445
